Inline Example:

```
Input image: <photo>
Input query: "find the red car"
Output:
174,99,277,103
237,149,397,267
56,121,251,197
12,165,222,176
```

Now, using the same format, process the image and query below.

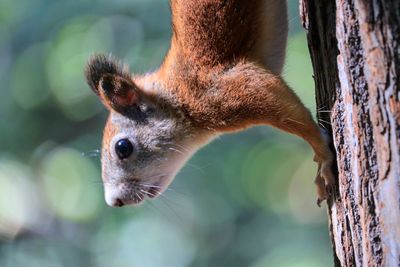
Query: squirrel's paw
314,129,336,207
314,157,335,206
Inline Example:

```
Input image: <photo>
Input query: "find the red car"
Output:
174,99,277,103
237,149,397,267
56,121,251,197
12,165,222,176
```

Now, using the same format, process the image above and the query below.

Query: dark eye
115,139,133,159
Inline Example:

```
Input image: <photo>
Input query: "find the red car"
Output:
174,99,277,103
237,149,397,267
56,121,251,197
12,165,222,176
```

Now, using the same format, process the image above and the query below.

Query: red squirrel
85,0,334,207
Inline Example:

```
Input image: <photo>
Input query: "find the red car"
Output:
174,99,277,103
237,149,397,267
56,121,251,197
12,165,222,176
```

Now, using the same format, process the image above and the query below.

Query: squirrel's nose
104,185,125,207
113,198,125,207
104,183,144,207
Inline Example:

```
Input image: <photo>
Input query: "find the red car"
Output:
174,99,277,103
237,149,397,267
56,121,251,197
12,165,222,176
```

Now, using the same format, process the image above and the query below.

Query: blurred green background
0,0,332,266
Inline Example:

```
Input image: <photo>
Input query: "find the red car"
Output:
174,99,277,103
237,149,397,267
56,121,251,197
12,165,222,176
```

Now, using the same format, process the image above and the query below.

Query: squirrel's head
85,55,210,207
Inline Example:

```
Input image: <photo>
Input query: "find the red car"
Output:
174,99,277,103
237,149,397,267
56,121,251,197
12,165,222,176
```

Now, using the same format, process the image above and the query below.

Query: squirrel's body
85,0,335,207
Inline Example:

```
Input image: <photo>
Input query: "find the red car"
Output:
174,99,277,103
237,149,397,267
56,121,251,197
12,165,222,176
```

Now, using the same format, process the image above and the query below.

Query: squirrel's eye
115,139,133,159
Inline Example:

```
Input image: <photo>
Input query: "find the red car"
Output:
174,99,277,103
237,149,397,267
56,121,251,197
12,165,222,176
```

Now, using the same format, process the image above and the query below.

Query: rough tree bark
299,1,400,266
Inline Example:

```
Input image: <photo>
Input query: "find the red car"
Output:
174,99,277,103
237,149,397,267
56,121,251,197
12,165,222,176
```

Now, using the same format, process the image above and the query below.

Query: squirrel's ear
85,54,138,112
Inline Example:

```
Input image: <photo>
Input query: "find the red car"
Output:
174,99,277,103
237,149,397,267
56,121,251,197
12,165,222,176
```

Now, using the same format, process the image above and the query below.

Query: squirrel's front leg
213,63,335,205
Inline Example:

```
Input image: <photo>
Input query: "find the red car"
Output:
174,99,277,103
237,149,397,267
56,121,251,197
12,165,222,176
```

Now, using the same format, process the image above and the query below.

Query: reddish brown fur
102,116,118,155
153,0,328,159
170,0,262,66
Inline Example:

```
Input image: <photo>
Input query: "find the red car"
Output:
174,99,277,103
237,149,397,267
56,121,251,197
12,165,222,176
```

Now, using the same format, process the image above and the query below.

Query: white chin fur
104,184,122,207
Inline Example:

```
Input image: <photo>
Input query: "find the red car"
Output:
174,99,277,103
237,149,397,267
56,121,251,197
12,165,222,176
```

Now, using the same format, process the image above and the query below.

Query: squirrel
85,0,335,207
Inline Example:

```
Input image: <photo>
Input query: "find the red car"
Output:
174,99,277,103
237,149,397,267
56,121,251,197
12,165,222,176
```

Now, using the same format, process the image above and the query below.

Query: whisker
88,180,103,186
138,192,144,202
317,105,329,111
81,149,101,158
143,200,164,217
139,183,163,189
139,189,159,199
143,197,187,229
157,192,183,207
139,182,184,196
318,118,332,125
286,118,305,126
135,192,143,202
165,186,189,197
288,15,299,25
318,122,327,130
168,147,185,155
142,172,171,181
158,201,188,230
169,143,190,153
185,163,206,174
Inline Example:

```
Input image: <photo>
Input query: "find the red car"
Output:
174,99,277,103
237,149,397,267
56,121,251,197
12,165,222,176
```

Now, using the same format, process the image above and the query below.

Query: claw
312,127,336,206
317,197,323,207
325,183,333,196
314,156,335,206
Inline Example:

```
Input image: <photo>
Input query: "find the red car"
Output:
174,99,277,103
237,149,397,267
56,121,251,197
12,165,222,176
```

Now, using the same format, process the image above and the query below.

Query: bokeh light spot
0,159,41,239
46,16,110,121
41,147,102,222
94,215,196,267
12,42,51,109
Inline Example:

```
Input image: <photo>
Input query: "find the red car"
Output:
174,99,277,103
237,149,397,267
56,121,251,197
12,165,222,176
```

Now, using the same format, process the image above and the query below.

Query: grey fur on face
100,97,208,206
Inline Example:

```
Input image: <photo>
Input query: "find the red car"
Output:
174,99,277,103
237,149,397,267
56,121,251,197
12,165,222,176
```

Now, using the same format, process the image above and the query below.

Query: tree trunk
299,1,400,266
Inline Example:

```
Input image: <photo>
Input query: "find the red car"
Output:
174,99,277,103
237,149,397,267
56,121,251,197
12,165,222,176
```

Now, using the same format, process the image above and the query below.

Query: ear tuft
84,54,131,95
